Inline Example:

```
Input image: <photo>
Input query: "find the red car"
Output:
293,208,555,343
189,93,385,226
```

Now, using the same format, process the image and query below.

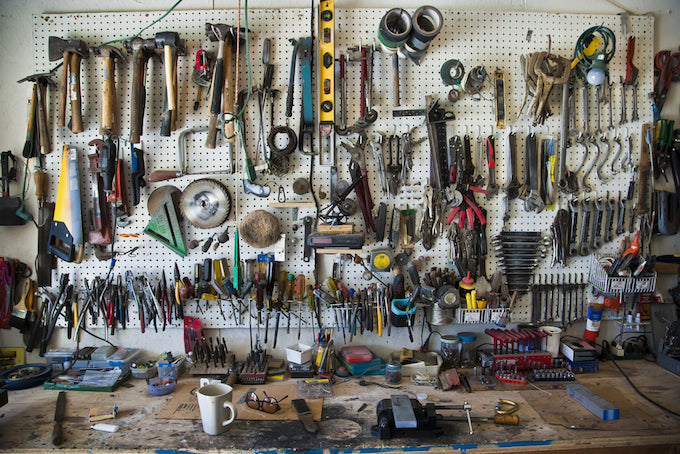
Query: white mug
197,382,237,435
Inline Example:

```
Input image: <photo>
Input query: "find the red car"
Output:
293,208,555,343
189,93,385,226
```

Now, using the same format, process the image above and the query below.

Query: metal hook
278,185,286,202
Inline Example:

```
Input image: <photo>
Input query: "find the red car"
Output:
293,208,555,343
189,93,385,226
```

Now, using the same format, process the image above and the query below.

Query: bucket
540,325,562,357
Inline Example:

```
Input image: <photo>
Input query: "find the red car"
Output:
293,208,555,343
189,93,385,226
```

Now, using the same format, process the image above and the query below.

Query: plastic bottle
459,272,475,308
584,303,604,344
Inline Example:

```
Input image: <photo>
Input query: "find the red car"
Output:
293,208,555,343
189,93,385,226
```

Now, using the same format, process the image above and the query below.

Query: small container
391,298,416,327
147,377,176,396
385,361,402,384
285,343,313,365
440,335,460,370
458,332,477,368
459,272,475,306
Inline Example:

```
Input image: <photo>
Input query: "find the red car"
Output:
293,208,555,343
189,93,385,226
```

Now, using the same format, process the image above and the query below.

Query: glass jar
458,332,477,368
440,335,460,369
385,361,402,384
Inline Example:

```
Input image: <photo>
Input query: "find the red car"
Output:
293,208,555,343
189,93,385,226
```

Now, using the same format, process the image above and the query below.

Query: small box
44,349,76,372
341,345,373,364
157,355,185,380
389,351,442,377
286,343,313,365
92,346,117,361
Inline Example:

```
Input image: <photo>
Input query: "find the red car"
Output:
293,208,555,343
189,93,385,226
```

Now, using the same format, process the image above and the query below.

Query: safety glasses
245,391,288,414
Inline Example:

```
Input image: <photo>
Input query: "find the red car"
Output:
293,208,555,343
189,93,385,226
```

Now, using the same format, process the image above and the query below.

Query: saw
48,144,84,263
180,178,231,229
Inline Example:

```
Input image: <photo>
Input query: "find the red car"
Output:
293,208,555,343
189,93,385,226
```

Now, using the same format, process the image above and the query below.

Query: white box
286,343,312,365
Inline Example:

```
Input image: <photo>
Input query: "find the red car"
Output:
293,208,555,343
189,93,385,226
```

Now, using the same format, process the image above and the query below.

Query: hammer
123,37,156,144
48,37,89,133
90,45,126,136
204,23,234,149
18,72,55,156
155,32,184,136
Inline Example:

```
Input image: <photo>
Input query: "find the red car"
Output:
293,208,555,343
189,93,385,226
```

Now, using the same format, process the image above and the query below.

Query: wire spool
441,59,465,86
407,6,443,51
267,125,297,156
427,302,454,326
378,8,412,54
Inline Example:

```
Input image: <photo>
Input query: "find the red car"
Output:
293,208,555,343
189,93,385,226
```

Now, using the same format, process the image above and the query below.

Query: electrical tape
409,6,443,47
378,8,412,49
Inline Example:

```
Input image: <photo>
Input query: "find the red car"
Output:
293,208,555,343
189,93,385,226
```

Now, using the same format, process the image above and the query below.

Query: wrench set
530,274,588,328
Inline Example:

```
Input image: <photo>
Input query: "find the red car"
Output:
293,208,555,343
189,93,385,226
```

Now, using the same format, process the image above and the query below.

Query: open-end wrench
619,76,626,126
631,81,639,122
595,85,603,136
607,81,615,130
590,197,604,251
625,134,634,172
616,192,626,235
610,134,623,175
568,198,579,256
579,198,592,256
581,84,590,136
596,136,611,182
604,194,615,243
581,137,599,192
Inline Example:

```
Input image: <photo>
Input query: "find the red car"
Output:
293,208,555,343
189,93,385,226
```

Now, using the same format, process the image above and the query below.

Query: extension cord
609,343,625,358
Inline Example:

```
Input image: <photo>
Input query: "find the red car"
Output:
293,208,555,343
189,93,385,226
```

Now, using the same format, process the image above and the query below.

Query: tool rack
31,8,654,330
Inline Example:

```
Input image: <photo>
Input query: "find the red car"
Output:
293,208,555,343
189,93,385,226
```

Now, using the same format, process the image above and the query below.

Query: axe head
48,36,89,61
91,44,127,62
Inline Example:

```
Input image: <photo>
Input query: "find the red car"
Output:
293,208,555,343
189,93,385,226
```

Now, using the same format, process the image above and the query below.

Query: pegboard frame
31,8,654,329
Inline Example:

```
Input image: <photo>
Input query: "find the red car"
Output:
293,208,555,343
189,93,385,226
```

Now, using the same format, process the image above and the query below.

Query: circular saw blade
180,178,231,229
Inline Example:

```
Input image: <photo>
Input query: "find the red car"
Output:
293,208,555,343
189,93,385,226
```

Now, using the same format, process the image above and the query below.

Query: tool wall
33,8,654,329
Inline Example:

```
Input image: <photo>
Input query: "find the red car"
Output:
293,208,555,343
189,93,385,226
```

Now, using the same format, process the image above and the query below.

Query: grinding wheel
240,210,281,248
180,179,232,229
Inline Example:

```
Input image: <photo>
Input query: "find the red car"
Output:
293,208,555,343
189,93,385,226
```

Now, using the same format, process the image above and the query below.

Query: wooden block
268,202,317,208
315,249,364,255
317,223,354,234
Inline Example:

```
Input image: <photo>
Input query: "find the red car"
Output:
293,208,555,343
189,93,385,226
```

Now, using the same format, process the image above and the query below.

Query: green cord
573,24,616,71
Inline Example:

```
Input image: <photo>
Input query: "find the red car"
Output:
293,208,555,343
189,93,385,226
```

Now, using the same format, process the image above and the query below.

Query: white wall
0,0,678,363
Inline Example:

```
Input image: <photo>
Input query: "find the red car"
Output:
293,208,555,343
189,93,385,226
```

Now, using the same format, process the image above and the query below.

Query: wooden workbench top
1,360,679,453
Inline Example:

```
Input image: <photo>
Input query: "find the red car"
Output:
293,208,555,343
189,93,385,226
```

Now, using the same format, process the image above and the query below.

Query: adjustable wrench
590,197,604,251
522,133,545,212
579,198,592,256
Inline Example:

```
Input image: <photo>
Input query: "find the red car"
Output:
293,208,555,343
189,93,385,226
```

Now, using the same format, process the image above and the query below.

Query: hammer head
91,44,127,61
123,36,157,54
155,31,181,48
17,72,56,86
48,36,89,61
205,23,232,42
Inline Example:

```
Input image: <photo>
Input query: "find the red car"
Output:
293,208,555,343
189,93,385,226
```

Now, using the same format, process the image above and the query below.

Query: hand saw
47,144,84,263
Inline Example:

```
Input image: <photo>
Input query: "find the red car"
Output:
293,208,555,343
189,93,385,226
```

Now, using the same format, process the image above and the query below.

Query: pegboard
31,8,654,330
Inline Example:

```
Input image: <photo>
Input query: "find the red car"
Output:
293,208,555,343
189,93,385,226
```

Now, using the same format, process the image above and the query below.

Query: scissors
654,50,680,112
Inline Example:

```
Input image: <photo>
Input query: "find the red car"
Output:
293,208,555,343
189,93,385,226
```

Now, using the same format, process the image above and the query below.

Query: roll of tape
409,6,443,46
378,8,412,49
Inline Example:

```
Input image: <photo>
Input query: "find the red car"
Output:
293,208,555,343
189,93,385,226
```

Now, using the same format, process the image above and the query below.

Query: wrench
631,82,639,122
607,81,615,130
522,133,545,212
616,192,626,235
581,83,590,136
610,134,623,175
604,194,615,243
595,85,603,136
596,136,611,182
619,76,626,126
581,136,599,193
590,197,605,251
486,135,499,197
579,198,592,256
568,198,579,256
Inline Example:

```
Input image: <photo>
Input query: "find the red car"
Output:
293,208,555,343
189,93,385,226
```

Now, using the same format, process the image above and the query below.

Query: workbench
1,360,679,453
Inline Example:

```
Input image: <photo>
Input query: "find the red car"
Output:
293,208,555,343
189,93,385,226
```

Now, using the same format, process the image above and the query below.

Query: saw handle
149,170,182,182
69,53,84,134
57,50,69,128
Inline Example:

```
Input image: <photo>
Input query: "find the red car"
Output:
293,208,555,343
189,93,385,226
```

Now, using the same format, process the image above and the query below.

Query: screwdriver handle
34,169,47,202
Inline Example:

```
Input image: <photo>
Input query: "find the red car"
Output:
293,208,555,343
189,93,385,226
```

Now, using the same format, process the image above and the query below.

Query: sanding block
291,399,317,433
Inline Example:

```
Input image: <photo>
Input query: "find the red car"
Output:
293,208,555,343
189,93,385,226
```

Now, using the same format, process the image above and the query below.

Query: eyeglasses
246,391,288,414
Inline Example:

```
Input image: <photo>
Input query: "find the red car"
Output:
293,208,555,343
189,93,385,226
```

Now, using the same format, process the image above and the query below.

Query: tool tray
588,255,656,295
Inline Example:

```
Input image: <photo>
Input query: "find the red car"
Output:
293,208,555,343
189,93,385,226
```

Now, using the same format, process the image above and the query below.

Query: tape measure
370,248,393,272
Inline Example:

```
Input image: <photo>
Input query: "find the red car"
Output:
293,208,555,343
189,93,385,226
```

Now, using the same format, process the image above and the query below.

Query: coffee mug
197,382,237,435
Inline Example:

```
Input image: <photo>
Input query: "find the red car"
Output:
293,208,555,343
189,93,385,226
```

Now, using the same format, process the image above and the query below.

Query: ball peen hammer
48,37,89,133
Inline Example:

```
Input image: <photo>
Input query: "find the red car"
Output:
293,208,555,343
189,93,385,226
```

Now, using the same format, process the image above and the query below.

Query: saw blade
180,178,231,229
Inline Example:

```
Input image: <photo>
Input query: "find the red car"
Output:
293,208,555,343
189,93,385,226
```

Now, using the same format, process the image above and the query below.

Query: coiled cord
573,25,616,71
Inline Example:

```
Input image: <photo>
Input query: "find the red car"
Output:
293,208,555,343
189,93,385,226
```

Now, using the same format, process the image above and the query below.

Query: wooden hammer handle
100,56,116,135
205,114,219,149
37,83,51,154
57,50,69,127
164,45,176,111
223,40,235,142
69,53,84,133
129,49,146,144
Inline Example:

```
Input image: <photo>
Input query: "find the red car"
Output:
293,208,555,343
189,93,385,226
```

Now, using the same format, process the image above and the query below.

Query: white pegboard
32,8,654,329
